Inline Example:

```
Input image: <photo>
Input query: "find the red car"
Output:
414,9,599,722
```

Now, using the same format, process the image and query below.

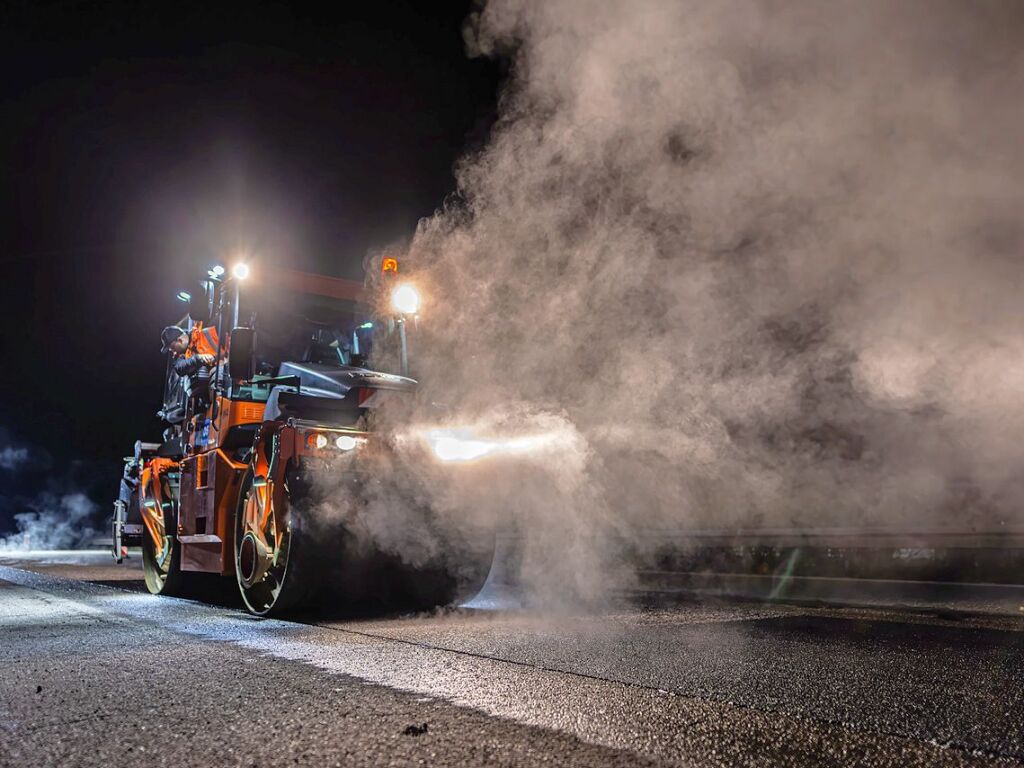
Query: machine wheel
141,493,187,597
233,463,496,616
234,467,324,616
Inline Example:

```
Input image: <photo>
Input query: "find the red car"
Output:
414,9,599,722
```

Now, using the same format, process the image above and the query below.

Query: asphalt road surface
1,551,1022,767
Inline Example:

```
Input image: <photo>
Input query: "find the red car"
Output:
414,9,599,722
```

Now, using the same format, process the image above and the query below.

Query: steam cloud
362,0,1024,604
0,493,99,552
0,430,100,551
0,446,28,471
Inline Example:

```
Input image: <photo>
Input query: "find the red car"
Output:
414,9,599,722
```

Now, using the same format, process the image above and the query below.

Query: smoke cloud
360,0,1024,604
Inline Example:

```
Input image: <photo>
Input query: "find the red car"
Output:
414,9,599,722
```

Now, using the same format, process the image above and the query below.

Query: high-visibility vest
186,323,219,360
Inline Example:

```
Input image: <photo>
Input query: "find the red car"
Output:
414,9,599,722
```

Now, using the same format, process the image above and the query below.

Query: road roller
111,259,492,616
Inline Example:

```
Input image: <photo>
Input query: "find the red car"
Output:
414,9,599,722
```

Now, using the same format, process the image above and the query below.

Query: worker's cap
160,325,188,354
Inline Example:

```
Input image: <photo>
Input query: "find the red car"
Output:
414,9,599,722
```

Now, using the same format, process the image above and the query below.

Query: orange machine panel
178,449,248,574
207,397,266,448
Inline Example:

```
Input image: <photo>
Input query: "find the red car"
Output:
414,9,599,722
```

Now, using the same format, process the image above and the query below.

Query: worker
160,324,220,410
160,324,219,375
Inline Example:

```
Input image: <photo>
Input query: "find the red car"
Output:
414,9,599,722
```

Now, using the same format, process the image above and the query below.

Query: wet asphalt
0,551,1022,767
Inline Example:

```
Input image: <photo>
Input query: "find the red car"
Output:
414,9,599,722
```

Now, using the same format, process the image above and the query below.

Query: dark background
0,0,500,531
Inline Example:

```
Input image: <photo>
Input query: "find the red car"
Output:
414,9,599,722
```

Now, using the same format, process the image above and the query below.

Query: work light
391,284,420,315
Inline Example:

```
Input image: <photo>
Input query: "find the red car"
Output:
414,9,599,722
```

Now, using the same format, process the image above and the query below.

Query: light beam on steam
416,427,577,463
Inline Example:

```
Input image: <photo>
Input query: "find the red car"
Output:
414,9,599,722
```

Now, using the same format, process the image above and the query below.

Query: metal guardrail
626,527,1024,548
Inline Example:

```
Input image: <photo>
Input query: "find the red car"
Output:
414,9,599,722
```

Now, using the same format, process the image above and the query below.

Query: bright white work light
390,284,420,315
232,263,250,280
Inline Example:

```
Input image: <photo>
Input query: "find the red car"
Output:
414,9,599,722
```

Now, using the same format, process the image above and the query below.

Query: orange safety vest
186,323,220,360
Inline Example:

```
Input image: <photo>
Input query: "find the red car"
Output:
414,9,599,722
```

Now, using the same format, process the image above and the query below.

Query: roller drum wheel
234,465,496,616
234,467,328,616
141,491,188,597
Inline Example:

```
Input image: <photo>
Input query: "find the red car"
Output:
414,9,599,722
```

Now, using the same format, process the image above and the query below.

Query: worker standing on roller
160,323,220,409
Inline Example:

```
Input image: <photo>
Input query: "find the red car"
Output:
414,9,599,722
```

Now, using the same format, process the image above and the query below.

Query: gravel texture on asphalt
1,556,1022,767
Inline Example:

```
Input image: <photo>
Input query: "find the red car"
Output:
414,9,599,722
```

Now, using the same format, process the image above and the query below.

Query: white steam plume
361,0,1024,604
0,493,99,552
0,430,99,552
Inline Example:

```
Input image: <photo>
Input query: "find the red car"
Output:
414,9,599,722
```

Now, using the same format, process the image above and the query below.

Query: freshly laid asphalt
1,551,1022,767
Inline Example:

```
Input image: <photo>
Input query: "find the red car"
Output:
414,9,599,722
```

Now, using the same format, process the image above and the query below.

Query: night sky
0,1,499,530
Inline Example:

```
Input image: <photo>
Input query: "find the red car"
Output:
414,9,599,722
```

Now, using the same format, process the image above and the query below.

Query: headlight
306,431,363,452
